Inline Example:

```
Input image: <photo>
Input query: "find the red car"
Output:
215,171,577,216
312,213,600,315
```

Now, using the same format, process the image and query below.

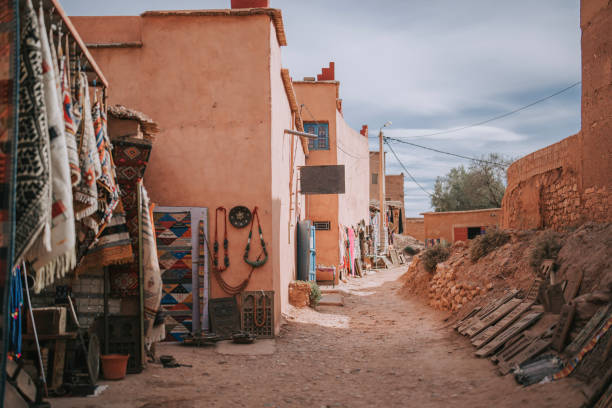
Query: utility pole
378,121,391,254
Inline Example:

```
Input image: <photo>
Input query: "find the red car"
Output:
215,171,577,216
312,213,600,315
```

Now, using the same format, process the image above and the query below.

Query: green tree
430,153,510,212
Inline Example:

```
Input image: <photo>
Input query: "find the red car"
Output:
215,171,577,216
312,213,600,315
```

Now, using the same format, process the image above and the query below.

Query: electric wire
384,136,509,167
371,81,581,140
384,140,433,197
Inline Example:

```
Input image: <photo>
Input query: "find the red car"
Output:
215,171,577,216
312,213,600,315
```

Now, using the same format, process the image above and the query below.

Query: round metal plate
229,206,252,228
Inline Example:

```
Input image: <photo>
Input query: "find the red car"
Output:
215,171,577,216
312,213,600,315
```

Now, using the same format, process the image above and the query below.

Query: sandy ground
52,266,586,408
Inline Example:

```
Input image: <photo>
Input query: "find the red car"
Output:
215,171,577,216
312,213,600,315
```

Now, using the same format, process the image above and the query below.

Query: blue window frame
305,122,329,150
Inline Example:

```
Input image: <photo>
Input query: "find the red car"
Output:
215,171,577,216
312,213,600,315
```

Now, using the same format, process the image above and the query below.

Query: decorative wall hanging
213,206,229,271
243,207,268,268
209,297,241,340
154,210,193,342
241,291,274,338
229,206,251,229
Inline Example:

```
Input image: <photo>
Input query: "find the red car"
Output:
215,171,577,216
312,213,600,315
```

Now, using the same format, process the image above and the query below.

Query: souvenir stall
2,0,164,404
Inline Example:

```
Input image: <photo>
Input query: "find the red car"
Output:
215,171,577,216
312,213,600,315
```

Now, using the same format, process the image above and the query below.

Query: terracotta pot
100,354,130,380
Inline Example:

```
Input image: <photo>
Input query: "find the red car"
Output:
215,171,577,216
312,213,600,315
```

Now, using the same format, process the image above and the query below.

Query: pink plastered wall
73,12,303,333
336,110,369,232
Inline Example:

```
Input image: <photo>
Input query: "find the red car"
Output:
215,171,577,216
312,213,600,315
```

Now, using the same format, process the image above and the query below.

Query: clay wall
502,0,611,230
423,209,502,245
72,11,303,333
404,218,425,242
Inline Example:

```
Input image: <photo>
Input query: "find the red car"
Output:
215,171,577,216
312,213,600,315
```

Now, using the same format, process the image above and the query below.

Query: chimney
360,125,368,137
317,62,335,81
231,0,270,8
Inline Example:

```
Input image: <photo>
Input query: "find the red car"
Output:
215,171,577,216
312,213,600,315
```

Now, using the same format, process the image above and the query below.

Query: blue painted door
309,226,316,281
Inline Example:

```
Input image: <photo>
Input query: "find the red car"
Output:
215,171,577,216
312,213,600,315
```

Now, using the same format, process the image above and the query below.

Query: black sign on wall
300,165,346,195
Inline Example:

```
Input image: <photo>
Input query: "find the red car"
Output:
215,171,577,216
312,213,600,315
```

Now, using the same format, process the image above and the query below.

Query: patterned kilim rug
154,211,193,342
112,138,152,250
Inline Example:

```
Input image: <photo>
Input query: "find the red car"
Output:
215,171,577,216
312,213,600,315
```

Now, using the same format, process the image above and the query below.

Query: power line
337,143,369,160
385,140,433,197
384,136,509,167
371,81,581,140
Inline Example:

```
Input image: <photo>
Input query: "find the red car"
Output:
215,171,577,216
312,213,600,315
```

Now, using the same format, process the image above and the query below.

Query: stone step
318,293,344,306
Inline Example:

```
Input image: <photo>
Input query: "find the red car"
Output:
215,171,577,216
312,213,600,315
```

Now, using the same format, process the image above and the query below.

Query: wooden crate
27,306,67,335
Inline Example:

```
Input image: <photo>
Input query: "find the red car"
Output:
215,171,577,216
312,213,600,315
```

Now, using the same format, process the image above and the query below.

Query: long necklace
252,294,267,327
243,207,268,268
213,207,229,271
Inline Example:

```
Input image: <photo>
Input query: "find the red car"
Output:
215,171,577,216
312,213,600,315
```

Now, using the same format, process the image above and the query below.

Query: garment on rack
398,208,404,234
15,0,52,263
348,227,355,276
27,6,76,293
73,71,101,221
141,184,164,346
59,39,81,187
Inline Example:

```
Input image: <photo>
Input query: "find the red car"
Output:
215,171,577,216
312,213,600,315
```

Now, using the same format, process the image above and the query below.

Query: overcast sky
63,0,582,217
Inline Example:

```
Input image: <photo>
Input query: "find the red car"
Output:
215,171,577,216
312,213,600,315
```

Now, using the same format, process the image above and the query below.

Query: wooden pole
378,129,386,255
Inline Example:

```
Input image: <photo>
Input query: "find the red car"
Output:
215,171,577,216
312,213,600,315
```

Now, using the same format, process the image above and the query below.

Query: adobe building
404,217,425,242
502,0,611,230
369,151,407,234
293,65,370,283
72,0,309,333
422,208,502,247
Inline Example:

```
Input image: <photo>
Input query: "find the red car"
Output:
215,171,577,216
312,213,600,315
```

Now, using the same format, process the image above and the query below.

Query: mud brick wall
503,0,612,231
404,218,425,241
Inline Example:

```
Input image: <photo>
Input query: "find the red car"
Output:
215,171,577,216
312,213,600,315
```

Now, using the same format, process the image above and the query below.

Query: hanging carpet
15,0,52,264
154,210,193,342
27,5,77,293
112,138,152,247
77,199,133,273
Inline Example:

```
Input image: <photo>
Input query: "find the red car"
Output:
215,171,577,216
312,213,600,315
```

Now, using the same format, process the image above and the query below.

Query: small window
371,173,378,184
305,122,329,151
313,221,331,231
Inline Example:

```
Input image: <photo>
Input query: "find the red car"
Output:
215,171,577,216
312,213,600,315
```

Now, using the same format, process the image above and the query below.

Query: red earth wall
502,0,611,230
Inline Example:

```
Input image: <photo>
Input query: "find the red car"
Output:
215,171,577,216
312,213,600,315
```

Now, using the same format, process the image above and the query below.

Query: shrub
422,244,450,273
404,245,420,256
308,281,321,307
529,230,562,272
470,228,510,262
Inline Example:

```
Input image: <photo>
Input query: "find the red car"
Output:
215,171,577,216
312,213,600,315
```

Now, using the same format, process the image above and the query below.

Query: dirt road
54,267,585,408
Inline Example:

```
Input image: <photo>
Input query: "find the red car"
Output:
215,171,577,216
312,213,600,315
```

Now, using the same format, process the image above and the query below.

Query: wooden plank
564,269,583,303
497,337,552,375
50,340,67,391
453,306,481,330
496,321,557,375
494,333,532,364
458,290,518,335
389,249,400,265
546,282,566,313
475,312,542,358
15,368,37,402
540,259,555,281
472,287,539,348
551,303,576,352
465,298,522,338
472,302,532,348
565,304,611,357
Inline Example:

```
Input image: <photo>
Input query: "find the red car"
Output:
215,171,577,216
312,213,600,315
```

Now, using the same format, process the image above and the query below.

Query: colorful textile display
141,184,165,345
15,0,52,263
73,71,100,221
110,264,139,296
58,37,80,187
348,227,356,276
27,5,76,293
93,101,118,224
112,138,152,244
154,210,193,341
8,265,23,358
77,199,133,272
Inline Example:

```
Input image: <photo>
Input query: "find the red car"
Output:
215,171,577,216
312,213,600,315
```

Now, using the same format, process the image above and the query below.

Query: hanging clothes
398,208,404,234
27,4,77,293
15,0,52,263
348,227,356,276
93,100,119,224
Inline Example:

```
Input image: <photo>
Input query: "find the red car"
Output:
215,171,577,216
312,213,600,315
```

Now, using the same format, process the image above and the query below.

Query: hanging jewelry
244,207,268,268
213,207,229,271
